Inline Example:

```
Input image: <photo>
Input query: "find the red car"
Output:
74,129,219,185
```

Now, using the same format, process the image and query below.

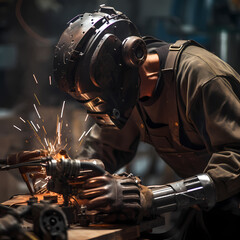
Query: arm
150,173,215,213
188,76,240,202
78,116,140,173
81,172,216,223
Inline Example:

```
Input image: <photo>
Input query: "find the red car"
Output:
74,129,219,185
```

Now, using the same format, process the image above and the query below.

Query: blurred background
0,0,240,206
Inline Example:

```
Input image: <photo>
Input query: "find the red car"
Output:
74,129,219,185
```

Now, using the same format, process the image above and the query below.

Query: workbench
68,217,165,240
2,194,165,240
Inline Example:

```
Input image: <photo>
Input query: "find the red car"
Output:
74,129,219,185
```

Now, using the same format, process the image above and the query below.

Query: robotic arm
150,174,216,215
80,172,216,223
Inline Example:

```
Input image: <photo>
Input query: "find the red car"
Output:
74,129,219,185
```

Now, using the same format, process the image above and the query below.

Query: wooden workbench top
68,217,165,240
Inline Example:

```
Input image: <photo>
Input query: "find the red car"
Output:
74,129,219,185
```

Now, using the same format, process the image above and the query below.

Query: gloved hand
6,150,48,194
80,172,153,223
7,150,48,165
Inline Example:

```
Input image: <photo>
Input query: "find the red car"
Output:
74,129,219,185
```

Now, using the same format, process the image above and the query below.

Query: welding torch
0,157,105,176
0,156,106,201
0,157,51,170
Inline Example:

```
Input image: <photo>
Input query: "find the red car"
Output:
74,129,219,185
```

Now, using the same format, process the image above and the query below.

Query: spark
55,115,63,146
78,131,86,141
85,125,93,136
57,121,62,145
30,120,38,132
12,79,72,155
49,141,56,154
42,126,47,135
19,117,26,123
33,104,41,119
53,135,58,149
84,114,89,122
47,139,50,147
78,138,85,147
60,101,66,119
13,125,22,131
33,74,38,84
49,142,53,152
27,120,45,149
44,138,48,147
34,93,41,105
56,115,59,135
49,75,52,85
63,143,68,149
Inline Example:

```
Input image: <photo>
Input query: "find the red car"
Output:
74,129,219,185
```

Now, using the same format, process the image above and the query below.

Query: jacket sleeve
188,76,240,202
77,116,141,173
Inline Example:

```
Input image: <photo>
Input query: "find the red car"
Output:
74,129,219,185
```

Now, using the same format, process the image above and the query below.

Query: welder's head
53,5,147,129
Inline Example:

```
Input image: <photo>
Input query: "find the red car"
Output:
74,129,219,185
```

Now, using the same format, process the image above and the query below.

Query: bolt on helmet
53,5,147,129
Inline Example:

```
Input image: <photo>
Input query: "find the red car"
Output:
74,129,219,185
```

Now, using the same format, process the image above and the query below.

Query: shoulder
175,45,240,120
176,45,240,102
178,46,219,83
178,45,239,80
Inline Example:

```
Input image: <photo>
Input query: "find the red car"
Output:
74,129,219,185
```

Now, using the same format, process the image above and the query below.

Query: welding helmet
53,5,147,129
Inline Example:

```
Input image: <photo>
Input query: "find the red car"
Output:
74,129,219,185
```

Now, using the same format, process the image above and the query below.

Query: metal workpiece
0,200,68,239
151,173,216,214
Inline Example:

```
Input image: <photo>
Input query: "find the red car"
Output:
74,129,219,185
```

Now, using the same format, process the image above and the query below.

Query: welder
10,5,240,240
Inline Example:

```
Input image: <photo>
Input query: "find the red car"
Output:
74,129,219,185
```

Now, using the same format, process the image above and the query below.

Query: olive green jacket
80,44,240,202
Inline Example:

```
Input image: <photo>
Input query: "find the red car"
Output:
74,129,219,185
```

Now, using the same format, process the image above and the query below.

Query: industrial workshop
1,0,240,239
